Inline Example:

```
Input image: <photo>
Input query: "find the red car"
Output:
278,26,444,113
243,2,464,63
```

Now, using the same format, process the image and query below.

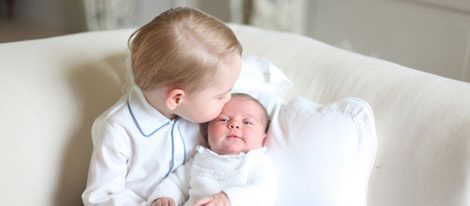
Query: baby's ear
166,88,185,110
262,120,271,146
262,133,269,147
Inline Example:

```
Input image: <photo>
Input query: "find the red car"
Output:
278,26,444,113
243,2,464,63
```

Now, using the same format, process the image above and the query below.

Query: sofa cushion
267,97,377,205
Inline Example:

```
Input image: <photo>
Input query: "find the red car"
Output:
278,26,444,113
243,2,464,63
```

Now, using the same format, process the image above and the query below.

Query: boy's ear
166,88,185,110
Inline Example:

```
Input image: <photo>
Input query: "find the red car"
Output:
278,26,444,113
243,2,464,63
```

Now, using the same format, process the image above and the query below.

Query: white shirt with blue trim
82,86,204,206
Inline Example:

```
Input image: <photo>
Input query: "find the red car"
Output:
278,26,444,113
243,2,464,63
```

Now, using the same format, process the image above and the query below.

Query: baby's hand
151,197,176,206
193,192,230,206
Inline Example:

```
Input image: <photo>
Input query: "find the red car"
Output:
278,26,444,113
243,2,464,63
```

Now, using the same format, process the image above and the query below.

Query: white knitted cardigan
148,146,277,206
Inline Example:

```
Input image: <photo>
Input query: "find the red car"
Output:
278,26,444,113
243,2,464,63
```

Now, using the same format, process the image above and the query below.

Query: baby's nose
229,123,240,129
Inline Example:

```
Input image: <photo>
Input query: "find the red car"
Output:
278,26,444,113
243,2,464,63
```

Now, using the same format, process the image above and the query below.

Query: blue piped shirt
82,85,204,206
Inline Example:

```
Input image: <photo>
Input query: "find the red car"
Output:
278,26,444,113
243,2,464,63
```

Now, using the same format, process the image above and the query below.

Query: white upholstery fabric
1,25,469,206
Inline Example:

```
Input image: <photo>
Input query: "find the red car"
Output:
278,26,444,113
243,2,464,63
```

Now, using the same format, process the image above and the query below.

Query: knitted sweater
148,146,277,206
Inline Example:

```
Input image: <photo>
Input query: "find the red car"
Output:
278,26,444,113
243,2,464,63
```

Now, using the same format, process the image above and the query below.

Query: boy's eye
217,94,227,100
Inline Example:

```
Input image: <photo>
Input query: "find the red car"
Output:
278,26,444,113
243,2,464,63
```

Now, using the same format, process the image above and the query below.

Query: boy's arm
148,159,193,206
223,157,278,206
82,119,146,206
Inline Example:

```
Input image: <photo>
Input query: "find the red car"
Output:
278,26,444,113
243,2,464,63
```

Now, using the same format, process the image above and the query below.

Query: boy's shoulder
91,95,132,140
96,95,129,124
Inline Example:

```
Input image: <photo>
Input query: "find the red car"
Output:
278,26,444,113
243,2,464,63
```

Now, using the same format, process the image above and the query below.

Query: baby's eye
243,120,253,125
218,118,229,123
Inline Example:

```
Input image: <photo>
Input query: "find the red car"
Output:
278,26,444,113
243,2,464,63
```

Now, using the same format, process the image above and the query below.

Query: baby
149,93,277,206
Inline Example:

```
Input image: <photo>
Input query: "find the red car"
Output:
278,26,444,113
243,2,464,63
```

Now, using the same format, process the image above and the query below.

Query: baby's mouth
227,134,242,140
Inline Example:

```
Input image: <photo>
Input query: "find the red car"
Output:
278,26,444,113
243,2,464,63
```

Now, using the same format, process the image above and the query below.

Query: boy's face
207,96,267,155
176,54,241,123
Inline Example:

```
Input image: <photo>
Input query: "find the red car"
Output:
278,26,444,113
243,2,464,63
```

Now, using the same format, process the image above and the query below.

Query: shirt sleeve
147,159,193,205
82,118,144,206
223,155,278,206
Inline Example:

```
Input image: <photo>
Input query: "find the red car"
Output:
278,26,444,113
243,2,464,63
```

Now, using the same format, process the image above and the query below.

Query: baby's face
207,96,267,155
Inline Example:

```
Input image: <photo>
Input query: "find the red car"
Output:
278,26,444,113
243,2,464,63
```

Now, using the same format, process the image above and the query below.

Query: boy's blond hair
128,7,242,93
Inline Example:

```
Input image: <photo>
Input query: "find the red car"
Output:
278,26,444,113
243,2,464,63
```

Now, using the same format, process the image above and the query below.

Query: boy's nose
223,93,232,104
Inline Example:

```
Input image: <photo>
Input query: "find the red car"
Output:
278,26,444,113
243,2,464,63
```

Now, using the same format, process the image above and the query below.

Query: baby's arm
193,192,230,206
222,157,278,206
148,159,193,205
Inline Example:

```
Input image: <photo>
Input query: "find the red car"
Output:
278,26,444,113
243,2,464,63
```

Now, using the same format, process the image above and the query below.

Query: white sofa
1,24,469,206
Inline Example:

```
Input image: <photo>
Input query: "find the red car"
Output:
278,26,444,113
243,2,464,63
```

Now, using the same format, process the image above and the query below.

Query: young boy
82,7,242,205
149,93,277,206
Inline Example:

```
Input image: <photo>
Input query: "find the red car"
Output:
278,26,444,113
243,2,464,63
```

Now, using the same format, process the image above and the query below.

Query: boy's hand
152,197,176,206
193,192,230,206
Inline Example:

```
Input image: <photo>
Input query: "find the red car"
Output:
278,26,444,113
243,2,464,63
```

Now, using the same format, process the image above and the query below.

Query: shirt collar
127,85,172,136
